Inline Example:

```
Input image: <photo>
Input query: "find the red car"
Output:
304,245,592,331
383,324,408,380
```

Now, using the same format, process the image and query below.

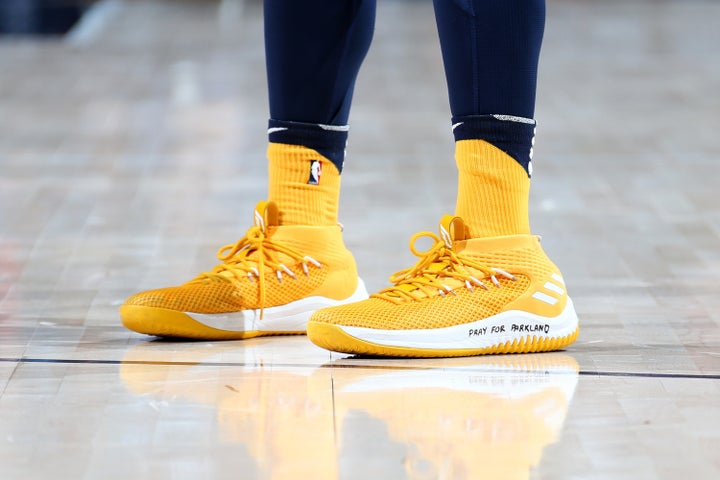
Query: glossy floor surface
1,0,719,479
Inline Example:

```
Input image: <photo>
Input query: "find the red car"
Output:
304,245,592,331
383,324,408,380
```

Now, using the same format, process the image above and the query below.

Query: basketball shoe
308,214,579,357
120,200,368,339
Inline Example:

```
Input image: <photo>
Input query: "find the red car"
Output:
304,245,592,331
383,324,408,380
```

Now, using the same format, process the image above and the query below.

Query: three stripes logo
532,273,566,306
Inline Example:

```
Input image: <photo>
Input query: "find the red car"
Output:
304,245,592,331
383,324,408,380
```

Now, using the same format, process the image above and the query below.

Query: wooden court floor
1,0,718,478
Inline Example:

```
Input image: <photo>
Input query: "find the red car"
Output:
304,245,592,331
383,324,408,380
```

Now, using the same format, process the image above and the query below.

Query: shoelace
192,225,321,317
373,231,516,304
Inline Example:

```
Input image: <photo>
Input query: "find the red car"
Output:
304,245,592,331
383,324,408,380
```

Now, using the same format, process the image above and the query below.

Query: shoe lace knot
192,224,321,318
373,231,516,303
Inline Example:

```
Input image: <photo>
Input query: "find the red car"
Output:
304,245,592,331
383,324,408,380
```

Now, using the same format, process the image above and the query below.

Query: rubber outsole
306,321,580,358
120,305,305,340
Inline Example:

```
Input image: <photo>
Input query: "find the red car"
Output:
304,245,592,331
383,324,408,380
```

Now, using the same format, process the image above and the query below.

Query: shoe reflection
120,339,578,480
331,355,578,480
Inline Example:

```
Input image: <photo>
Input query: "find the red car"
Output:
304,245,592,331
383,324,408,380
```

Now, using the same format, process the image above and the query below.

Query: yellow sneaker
120,201,368,340
308,215,579,357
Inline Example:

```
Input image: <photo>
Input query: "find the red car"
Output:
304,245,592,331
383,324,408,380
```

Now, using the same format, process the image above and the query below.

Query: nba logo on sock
308,160,322,185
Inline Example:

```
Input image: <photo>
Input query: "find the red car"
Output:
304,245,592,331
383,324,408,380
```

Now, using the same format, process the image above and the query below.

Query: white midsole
336,298,579,350
185,278,369,332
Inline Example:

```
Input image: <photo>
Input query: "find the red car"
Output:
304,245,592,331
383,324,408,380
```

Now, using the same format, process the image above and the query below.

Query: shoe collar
438,215,539,253
459,234,540,255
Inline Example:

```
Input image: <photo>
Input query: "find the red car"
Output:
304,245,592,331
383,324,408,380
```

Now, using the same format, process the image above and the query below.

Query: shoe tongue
389,216,467,296
438,215,468,249
210,201,279,279
253,200,279,233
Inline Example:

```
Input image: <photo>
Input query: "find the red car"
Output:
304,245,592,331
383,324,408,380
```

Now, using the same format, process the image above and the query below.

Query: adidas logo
531,273,565,306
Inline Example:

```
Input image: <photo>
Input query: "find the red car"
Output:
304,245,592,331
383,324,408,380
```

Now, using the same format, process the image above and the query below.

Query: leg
434,0,544,120
265,0,375,225
120,1,376,339
265,0,375,128
308,0,579,357
436,0,545,238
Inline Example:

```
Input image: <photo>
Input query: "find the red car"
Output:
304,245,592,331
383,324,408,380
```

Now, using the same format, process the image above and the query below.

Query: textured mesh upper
315,277,531,330
124,221,356,314
125,267,330,313
313,243,555,330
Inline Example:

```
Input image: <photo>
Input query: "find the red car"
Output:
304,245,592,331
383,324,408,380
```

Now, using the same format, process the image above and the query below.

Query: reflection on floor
120,342,578,480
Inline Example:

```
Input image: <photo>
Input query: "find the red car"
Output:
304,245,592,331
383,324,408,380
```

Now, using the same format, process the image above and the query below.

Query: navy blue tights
434,0,545,119
264,0,545,172
264,0,376,126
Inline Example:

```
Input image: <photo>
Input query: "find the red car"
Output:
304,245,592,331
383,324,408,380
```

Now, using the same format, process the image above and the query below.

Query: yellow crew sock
454,139,531,238
267,143,341,226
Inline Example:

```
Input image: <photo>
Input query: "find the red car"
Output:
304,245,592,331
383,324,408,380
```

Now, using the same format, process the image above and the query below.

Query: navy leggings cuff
268,119,349,173
451,114,536,177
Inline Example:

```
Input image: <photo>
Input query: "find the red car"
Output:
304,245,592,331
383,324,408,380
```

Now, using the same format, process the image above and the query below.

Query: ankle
267,143,342,226
454,139,531,237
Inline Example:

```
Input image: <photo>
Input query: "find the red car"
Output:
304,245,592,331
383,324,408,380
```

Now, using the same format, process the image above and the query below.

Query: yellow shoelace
373,231,516,304
192,225,321,317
